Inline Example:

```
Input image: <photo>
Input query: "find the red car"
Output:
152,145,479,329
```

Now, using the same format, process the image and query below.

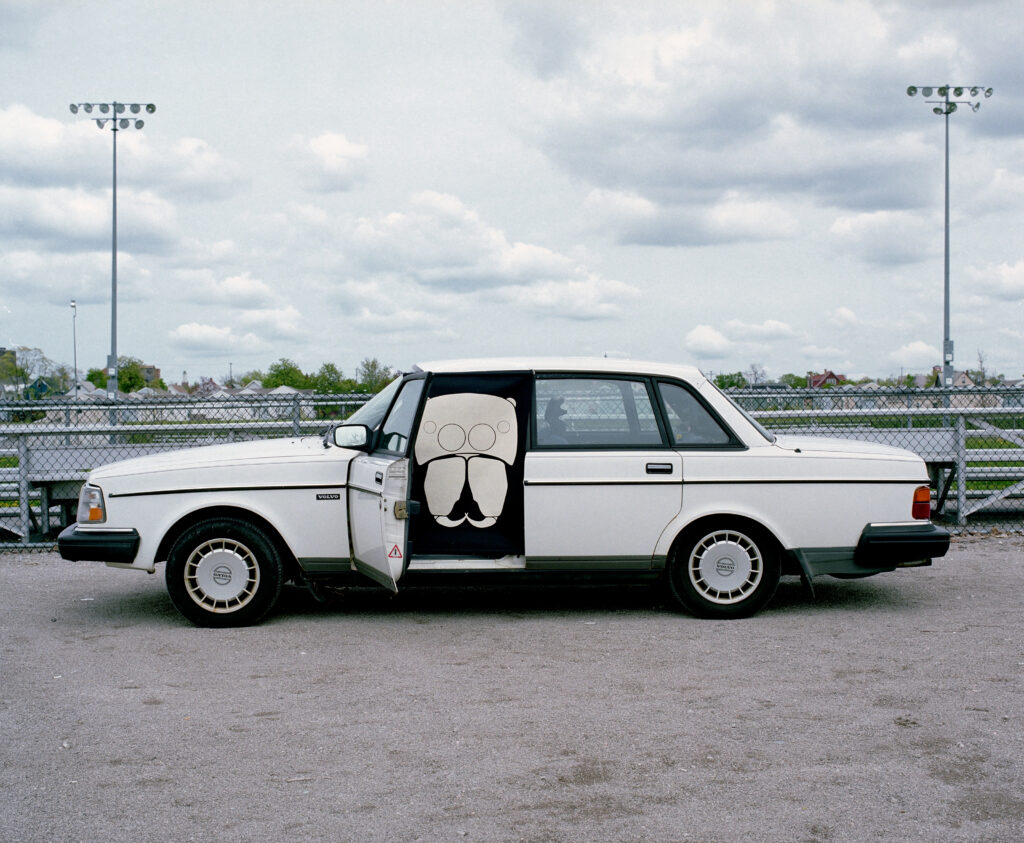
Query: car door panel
523,450,682,566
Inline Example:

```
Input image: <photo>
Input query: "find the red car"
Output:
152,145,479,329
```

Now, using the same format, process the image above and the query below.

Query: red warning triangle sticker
388,544,403,559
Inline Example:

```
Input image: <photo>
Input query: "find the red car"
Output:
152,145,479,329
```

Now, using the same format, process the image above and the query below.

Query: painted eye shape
438,423,467,452
468,424,496,451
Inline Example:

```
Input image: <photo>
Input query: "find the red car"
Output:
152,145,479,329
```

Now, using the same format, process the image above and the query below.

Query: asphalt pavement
1,537,1023,842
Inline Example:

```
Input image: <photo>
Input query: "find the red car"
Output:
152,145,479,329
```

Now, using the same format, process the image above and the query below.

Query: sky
2,0,1023,386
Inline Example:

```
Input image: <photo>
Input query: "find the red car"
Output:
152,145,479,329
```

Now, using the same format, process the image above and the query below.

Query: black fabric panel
409,373,531,557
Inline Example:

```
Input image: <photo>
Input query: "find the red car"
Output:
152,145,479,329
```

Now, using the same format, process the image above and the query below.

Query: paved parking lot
1,538,1023,842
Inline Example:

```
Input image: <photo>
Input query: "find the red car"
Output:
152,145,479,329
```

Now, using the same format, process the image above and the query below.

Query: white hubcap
185,538,260,613
689,530,763,604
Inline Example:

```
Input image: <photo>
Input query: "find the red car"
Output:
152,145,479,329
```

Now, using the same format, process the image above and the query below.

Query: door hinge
394,500,421,520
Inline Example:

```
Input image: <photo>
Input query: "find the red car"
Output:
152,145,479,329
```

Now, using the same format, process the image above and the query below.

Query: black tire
165,518,284,627
667,522,781,619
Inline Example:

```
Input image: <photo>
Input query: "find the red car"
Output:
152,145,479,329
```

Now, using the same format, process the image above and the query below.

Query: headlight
77,484,107,523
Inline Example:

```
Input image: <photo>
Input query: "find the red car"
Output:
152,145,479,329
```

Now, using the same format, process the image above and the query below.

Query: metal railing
731,385,1024,533
0,393,371,548
1,385,1022,548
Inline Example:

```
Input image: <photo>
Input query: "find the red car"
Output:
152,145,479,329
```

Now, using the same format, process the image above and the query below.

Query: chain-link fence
731,385,1024,534
3,385,1022,548
0,393,372,548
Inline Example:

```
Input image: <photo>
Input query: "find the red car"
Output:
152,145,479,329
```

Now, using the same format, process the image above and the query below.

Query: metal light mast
68,101,156,399
906,85,992,388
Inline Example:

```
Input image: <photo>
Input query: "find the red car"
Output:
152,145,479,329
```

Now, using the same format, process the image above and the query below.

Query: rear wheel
165,518,283,627
667,523,780,619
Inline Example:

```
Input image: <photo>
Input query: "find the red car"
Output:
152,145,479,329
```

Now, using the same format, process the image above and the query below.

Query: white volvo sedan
59,358,949,626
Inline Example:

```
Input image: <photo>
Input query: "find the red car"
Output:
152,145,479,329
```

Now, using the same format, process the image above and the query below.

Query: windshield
345,376,403,430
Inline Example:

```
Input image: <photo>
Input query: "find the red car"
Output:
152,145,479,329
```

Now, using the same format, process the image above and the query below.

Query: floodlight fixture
67,100,157,400
906,83,993,390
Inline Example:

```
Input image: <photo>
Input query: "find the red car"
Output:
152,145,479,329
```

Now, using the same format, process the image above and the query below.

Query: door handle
375,472,384,484
646,463,673,475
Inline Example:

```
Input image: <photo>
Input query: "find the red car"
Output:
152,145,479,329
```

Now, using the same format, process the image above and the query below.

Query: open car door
346,377,426,591
347,455,409,591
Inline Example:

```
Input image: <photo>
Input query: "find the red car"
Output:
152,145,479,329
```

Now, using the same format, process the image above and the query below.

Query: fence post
955,414,968,529
291,394,301,437
17,434,30,545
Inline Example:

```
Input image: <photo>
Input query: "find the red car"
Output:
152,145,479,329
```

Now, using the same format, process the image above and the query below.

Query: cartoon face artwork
413,393,518,528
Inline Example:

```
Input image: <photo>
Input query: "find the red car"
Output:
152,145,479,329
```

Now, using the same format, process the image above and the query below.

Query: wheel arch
664,513,786,618
668,513,784,562
155,505,300,578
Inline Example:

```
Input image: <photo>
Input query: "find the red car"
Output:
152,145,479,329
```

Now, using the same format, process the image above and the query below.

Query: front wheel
667,523,781,619
165,518,284,627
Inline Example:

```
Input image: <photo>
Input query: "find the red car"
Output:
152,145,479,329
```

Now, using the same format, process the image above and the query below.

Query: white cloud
237,305,305,339
889,340,940,368
168,323,261,353
289,132,368,192
706,193,799,241
495,275,639,320
3,4,1023,382
801,345,847,360
584,189,799,247
685,325,732,358
969,261,1024,301
723,319,798,340
829,211,935,265
829,307,858,327
343,191,637,316
0,183,177,254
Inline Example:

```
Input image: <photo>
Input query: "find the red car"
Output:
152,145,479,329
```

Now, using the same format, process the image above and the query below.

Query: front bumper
58,524,141,565
854,522,950,567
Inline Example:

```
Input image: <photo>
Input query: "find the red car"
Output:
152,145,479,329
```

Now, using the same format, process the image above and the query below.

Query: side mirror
332,424,372,450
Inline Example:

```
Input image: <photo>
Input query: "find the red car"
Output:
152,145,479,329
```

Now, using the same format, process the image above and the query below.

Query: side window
535,377,663,448
657,381,733,447
378,379,426,453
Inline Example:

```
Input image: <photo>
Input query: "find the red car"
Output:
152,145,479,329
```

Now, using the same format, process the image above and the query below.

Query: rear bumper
58,524,140,565
791,522,950,580
855,522,950,567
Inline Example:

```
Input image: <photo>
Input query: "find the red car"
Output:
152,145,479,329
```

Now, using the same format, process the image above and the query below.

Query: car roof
412,357,707,383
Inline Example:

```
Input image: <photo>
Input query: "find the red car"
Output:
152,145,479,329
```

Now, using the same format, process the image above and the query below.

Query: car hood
87,436,359,494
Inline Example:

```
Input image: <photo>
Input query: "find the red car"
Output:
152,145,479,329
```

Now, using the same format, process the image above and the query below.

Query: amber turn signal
912,486,932,520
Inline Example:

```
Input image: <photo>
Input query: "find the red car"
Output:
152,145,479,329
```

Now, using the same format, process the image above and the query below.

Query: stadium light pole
70,299,78,401
68,101,156,399
906,85,992,388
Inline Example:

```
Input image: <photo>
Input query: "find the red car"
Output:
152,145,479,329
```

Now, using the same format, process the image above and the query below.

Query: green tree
356,358,395,393
238,370,264,387
263,358,310,390
310,363,357,394
117,357,147,393
1,347,65,395
778,373,807,388
86,368,106,389
714,372,747,389
0,349,28,393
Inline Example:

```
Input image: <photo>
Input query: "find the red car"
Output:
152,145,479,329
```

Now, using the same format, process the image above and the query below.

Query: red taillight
912,486,931,520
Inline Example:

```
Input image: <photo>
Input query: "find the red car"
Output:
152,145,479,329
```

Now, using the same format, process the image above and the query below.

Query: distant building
922,366,975,388
807,370,847,388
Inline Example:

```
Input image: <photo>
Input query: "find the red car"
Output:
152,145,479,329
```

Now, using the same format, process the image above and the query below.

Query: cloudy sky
2,0,1023,385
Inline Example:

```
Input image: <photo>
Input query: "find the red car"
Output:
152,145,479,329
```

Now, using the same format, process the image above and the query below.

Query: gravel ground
1,537,1023,842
